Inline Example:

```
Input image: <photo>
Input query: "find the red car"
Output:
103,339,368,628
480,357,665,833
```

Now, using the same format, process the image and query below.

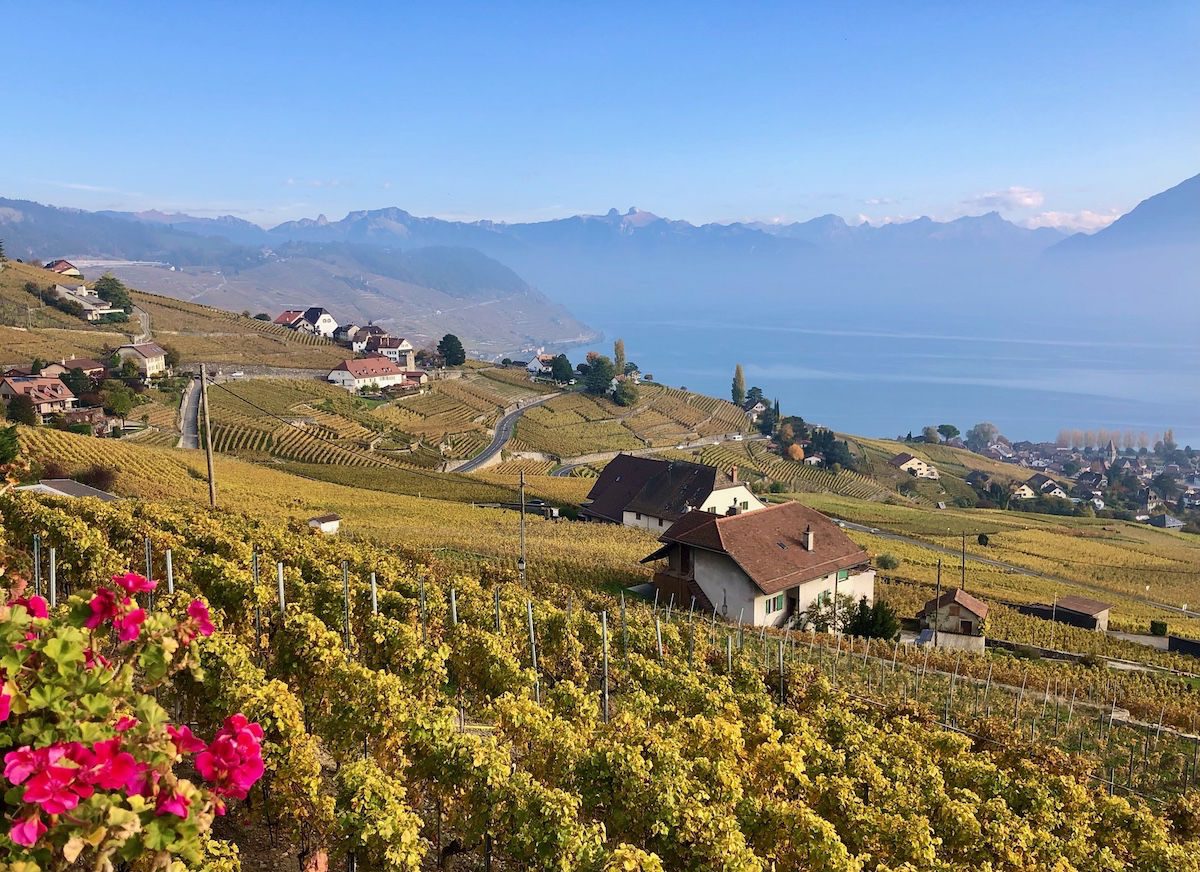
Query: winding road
177,377,201,449
456,393,560,473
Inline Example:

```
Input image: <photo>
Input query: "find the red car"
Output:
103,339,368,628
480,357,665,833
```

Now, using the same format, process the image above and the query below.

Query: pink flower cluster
196,714,265,805
84,573,156,642
2,712,264,848
3,738,137,846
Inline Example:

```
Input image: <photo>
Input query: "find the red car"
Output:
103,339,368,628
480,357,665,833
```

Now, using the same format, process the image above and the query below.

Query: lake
567,310,1200,448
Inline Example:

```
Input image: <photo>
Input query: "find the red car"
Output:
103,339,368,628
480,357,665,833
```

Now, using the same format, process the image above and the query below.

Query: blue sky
3,1,1196,229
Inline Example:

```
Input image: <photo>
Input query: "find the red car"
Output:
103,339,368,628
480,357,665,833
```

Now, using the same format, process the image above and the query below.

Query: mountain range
1,172,1196,351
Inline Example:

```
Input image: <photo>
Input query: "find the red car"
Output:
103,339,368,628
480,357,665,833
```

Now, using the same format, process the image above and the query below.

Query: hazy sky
3,2,1196,229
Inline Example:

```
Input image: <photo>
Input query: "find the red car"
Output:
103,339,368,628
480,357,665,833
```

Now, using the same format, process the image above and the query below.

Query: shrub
876,553,900,571
1150,619,1168,637
977,533,990,547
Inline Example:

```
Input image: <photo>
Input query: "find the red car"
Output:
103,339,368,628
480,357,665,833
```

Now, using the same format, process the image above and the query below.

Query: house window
836,569,850,582
765,594,785,614
635,512,642,520
658,518,663,526
740,500,749,510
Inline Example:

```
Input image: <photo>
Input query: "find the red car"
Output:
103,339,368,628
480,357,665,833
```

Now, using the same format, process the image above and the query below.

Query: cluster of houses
269,307,430,394
0,345,168,433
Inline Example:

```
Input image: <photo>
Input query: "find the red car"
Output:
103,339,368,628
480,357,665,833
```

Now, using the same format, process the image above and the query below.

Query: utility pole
199,365,216,508
933,559,942,648
517,469,527,585
961,531,966,590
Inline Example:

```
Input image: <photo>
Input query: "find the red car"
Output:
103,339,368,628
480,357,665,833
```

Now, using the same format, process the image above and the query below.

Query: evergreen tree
6,395,37,425
584,355,616,395
0,237,6,260
612,378,639,407
550,354,574,382
613,339,626,376
437,334,466,366
731,364,746,405
0,424,18,463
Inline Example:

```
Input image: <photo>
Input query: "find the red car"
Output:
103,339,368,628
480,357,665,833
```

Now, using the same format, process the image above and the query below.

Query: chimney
802,524,814,551
730,465,738,484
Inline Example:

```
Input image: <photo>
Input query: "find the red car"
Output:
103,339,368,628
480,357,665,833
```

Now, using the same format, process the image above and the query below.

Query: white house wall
691,549,761,623
700,485,764,515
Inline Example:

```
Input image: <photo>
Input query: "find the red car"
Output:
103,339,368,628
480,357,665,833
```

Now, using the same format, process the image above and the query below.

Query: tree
61,367,92,397
0,237,6,260
100,379,137,427
623,361,639,376
796,592,857,634
612,378,639,407
29,358,46,375
584,355,616,395
876,553,900,570
731,364,746,405
977,533,990,547
937,424,960,442
746,386,764,406
6,395,36,425
437,334,466,366
965,422,1001,452
550,354,574,383
93,274,134,313
613,339,626,376
253,312,271,320
786,443,805,461
0,424,18,463
921,426,940,444
845,596,901,640
162,344,182,370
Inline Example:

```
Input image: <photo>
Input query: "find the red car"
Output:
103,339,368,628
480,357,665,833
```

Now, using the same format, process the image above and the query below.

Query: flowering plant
1,572,262,869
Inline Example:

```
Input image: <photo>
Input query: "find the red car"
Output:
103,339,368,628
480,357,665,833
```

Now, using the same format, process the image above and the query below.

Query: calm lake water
568,311,1200,448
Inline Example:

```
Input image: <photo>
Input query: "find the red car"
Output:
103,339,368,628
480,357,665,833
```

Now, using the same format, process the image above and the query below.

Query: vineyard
515,384,752,459
3,490,1200,870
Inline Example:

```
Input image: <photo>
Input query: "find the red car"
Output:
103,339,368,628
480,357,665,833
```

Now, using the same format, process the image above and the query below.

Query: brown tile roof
59,357,107,373
624,459,732,522
332,356,403,379
2,376,76,404
308,513,341,523
889,452,919,467
581,454,666,523
918,588,990,620
45,259,78,273
120,342,166,359
274,310,305,325
656,501,870,595
1054,595,1111,616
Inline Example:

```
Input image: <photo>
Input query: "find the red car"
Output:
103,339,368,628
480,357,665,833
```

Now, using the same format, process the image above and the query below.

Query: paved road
457,393,560,473
178,377,200,449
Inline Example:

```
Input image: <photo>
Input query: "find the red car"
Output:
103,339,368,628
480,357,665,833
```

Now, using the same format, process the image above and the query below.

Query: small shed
1019,595,1111,632
307,513,342,535
918,588,989,636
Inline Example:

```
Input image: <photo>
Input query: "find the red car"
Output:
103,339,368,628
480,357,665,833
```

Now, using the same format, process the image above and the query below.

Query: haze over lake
573,306,1200,448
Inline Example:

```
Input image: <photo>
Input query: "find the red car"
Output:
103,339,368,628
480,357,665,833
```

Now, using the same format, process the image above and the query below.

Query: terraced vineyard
515,384,751,458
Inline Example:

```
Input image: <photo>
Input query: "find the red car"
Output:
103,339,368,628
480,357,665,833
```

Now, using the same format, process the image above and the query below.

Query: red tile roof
654,501,869,595
918,588,990,620
274,310,305,325
1,376,76,405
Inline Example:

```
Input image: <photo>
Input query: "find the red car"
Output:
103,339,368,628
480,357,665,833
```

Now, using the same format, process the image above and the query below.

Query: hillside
0,198,597,355
8,431,1200,869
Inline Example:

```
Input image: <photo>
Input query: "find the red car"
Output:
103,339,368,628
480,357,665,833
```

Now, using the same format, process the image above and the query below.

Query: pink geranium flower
83,648,112,670
23,761,93,814
70,739,137,791
9,595,48,618
167,723,206,754
85,588,120,629
196,713,265,800
0,689,9,723
9,811,46,847
4,746,41,785
112,572,156,594
114,715,139,732
113,605,146,642
155,789,190,819
187,599,215,637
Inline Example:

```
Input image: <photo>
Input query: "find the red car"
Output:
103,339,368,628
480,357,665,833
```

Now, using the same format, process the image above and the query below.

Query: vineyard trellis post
199,364,217,508
165,548,174,594
419,576,428,645
144,535,153,586
655,615,663,660
778,638,785,703
526,600,540,704
49,546,57,609
32,534,41,598
276,562,286,612
492,586,500,630
450,587,458,627
726,633,733,674
621,592,628,660
252,551,261,651
370,572,378,615
601,610,610,723
342,560,352,646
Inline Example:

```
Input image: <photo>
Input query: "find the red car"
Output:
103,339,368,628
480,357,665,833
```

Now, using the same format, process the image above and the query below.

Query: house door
960,620,972,634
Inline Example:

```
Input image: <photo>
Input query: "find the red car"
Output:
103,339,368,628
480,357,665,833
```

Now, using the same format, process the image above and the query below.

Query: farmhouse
580,454,764,530
351,325,389,353
300,307,339,337
1019,595,1111,632
367,336,416,369
327,356,409,391
308,514,342,535
526,353,555,376
40,357,107,380
273,310,306,328
888,452,939,480
116,343,168,378
1013,473,1068,500
917,589,988,652
50,284,125,321
642,501,875,628
44,259,83,278
0,376,77,423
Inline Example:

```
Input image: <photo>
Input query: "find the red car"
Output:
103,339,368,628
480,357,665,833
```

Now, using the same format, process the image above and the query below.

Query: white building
327,356,409,391
300,307,339,337
51,284,125,321
116,343,168,378
368,336,416,369
643,501,875,628
888,452,940,480
307,514,342,535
